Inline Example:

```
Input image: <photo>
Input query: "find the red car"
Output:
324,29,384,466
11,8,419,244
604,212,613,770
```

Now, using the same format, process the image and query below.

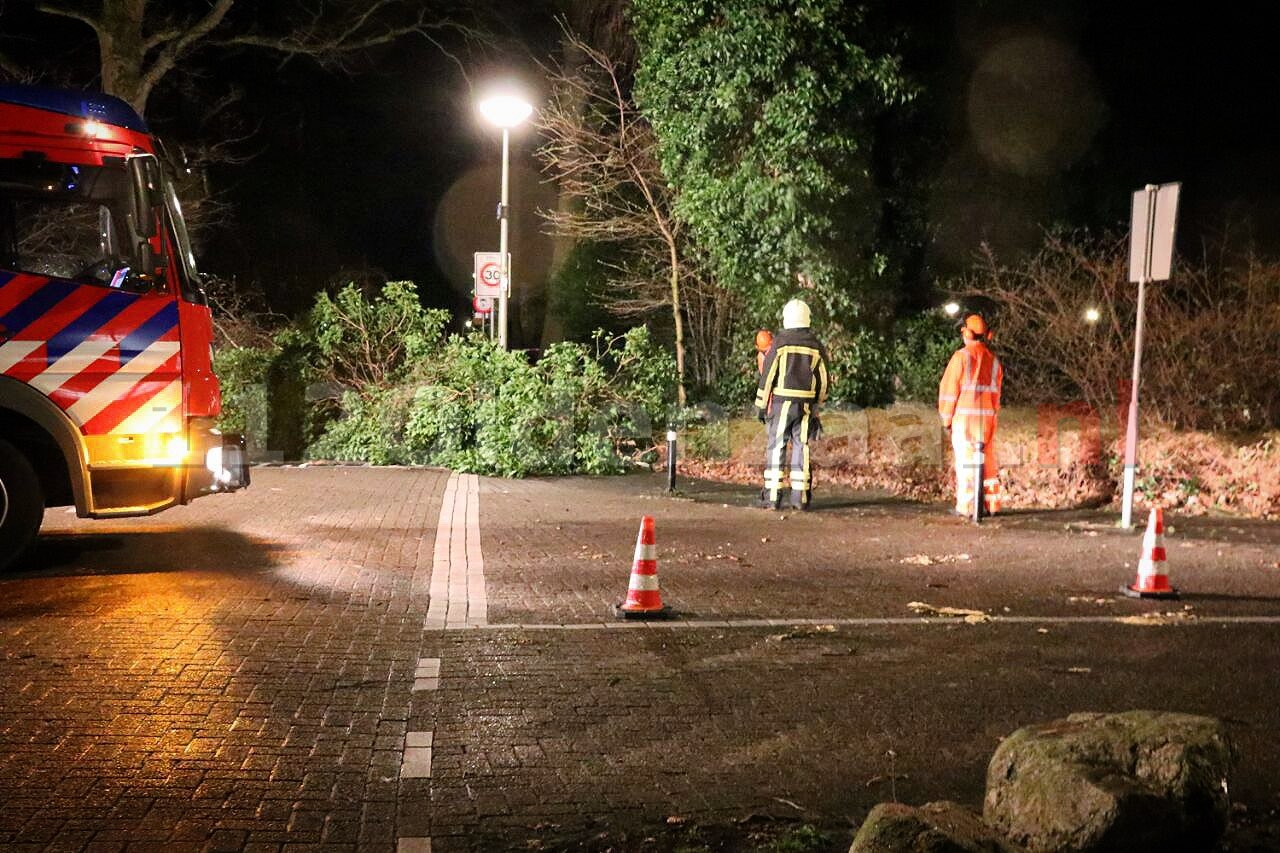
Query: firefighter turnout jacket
753,328,830,419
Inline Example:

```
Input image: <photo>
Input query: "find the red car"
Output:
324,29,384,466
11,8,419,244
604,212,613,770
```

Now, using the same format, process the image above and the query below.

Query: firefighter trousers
763,400,815,508
951,424,1001,515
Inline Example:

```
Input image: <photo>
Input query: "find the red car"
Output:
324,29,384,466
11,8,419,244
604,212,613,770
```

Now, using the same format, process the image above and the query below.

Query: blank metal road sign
1128,182,1180,283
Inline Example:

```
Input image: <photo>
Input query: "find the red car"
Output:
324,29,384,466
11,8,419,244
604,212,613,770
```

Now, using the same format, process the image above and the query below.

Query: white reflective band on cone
633,544,656,561
628,574,660,591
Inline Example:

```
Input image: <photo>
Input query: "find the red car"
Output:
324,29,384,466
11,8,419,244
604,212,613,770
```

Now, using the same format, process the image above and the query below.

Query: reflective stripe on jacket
754,328,830,415
938,341,1003,429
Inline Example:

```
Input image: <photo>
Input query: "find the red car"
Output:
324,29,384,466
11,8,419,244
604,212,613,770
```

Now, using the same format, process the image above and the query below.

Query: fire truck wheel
0,438,43,572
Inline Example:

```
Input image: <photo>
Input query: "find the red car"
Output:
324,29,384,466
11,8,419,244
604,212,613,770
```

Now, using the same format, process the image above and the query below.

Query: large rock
850,801,1027,853
983,710,1236,853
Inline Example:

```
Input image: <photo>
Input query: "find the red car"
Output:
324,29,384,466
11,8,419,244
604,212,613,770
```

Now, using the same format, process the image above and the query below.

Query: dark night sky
4,1,1279,319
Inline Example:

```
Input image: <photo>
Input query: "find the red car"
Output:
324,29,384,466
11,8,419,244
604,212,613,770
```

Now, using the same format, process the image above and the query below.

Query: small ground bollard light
666,430,678,492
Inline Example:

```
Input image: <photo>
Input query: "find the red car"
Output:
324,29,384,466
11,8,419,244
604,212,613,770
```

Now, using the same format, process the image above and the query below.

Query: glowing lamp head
478,93,533,129
943,301,961,317
1084,307,1101,324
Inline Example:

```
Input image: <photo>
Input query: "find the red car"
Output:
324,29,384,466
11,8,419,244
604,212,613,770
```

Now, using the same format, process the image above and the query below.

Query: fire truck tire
0,438,43,572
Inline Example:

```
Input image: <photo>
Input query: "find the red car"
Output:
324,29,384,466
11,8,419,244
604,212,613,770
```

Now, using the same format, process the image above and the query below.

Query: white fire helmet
782,299,811,330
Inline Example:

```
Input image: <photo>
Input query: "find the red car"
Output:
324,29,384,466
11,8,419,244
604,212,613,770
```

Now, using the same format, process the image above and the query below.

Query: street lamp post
478,92,532,351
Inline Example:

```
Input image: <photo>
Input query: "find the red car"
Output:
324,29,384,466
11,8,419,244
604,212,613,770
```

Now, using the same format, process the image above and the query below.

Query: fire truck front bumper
185,419,250,500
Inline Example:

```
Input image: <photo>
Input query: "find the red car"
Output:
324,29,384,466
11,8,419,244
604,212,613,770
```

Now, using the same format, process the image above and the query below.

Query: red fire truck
0,85,248,570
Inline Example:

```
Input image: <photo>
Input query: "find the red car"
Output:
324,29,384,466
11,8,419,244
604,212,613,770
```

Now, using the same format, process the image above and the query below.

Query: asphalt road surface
1,467,1277,852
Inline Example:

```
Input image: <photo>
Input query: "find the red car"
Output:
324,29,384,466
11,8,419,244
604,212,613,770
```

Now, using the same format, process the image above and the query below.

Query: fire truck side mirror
126,154,165,281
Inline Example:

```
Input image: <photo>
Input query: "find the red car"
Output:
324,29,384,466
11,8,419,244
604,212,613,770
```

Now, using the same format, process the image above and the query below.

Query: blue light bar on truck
0,84,149,133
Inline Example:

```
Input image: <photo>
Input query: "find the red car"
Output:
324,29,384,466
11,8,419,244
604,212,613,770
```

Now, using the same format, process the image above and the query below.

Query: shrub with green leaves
308,279,449,391
310,314,676,475
212,280,679,474
212,344,274,440
307,386,418,465
633,0,916,323
892,312,958,402
826,326,894,408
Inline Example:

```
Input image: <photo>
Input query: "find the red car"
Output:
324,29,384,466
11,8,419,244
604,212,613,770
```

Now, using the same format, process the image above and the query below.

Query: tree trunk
98,0,150,112
668,239,686,406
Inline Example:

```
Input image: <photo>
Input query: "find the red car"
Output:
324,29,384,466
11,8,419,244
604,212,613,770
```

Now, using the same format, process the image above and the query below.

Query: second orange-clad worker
938,313,1003,517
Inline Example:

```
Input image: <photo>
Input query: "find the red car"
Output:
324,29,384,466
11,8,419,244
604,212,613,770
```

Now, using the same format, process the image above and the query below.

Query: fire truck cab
0,85,248,571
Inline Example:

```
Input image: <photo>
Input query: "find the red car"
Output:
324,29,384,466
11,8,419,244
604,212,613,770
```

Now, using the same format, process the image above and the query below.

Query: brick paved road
3,467,1279,851
1,467,446,852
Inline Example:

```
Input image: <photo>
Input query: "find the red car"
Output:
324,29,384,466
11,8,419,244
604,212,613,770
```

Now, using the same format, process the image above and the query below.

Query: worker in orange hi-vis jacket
755,329,774,375
754,328,776,462
938,313,1004,517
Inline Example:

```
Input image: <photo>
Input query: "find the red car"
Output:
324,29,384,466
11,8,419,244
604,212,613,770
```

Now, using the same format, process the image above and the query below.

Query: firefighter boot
756,488,781,510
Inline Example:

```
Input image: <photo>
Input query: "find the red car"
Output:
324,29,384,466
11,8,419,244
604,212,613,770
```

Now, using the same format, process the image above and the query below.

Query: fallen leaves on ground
767,624,837,642
676,413,1279,518
1117,607,1197,626
900,553,972,566
906,601,991,623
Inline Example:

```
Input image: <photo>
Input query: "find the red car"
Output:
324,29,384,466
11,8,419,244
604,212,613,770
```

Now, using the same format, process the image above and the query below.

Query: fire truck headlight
205,446,232,486
165,436,188,460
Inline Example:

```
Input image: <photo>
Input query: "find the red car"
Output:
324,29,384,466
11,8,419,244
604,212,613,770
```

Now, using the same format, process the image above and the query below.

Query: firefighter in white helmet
753,298,830,510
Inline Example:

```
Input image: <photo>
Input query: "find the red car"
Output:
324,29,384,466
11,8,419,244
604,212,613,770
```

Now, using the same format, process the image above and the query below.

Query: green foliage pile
632,0,916,323
826,326,894,408
215,281,677,475
892,312,958,402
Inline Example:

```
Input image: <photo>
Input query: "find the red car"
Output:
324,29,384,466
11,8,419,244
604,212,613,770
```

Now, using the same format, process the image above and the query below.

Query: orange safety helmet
755,329,774,353
961,313,988,340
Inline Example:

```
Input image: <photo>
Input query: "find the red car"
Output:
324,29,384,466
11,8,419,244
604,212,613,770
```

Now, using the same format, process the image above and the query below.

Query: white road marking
401,730,433,779
413,658,441,692
433,614,1280,631
425,472,486,630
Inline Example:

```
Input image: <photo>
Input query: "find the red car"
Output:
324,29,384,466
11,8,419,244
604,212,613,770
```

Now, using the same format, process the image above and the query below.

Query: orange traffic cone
1122,508,1179,599
615,516,672,618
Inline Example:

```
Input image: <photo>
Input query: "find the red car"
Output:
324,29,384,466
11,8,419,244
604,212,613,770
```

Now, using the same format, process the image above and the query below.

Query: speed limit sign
473,296,493,314
473,252,507,298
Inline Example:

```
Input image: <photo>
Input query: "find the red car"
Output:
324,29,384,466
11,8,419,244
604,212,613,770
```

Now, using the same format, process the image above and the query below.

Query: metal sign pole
498,127,511,351
972,439,985,524
1121,185,1158,528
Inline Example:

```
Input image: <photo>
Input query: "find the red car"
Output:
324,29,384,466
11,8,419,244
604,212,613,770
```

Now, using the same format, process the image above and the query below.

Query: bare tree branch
534,22,744,400
0,50,28,80
212,5,485,73
136,0,237,110
34,2,102,34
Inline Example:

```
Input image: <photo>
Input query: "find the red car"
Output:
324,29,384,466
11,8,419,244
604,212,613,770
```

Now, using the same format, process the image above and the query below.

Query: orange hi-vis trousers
951,419,1001,515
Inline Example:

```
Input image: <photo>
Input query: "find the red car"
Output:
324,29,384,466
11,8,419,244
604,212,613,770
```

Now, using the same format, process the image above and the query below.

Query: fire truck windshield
0,159,146,289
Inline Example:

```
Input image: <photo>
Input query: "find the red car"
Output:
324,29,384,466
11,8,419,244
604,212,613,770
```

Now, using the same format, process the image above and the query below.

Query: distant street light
478,90,533,350
943,301,961,317
1083,307,1101,324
